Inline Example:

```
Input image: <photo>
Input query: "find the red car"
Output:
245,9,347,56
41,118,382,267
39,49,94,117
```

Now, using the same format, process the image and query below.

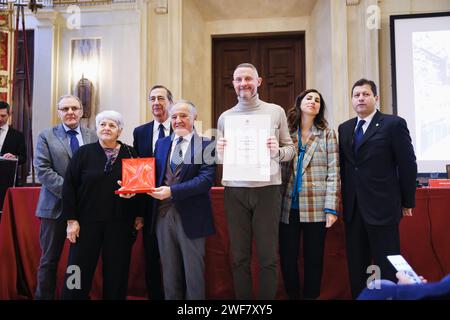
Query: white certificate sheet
223,115,271,181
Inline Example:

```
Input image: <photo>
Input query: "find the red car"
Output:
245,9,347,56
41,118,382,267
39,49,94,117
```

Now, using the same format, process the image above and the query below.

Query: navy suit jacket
152,132,216,239
1,127,26,165
338,111,417,225
358,274,450,300
133,120,173,158
133,120,173,228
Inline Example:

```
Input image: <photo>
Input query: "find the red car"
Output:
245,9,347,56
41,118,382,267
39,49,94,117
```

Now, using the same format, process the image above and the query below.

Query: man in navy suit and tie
133,85,173,299
147,100,215,299
338,79,417,299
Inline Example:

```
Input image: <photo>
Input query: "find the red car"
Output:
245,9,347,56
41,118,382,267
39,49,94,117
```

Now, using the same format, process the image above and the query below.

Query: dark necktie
170,136,184,172
158,124,165,140
353,120,366,154
67,130,80,155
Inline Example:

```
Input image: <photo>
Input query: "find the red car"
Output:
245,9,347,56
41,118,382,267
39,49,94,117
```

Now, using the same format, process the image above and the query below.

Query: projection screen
390,12,450,174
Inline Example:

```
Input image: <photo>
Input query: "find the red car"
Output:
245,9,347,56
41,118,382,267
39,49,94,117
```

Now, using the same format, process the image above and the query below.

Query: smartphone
387,255,422,284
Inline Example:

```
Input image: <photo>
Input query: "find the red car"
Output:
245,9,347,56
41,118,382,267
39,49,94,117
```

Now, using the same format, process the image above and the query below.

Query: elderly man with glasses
34,95,98,300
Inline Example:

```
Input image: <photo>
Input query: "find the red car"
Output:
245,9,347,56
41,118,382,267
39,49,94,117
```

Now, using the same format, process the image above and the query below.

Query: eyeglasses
58,106,82,113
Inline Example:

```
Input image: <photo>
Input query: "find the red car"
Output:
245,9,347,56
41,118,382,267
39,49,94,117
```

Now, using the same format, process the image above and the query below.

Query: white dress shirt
0,124,9,152
355,108,377,133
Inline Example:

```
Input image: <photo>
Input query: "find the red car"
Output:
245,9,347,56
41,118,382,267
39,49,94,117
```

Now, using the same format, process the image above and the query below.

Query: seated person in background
358,272,450,300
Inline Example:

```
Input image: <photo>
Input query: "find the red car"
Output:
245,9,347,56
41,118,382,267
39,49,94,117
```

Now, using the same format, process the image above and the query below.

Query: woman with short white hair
61,110,143,300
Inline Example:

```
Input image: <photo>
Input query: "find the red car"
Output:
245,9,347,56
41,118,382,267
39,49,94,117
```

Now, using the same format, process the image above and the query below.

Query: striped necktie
170,136,184,172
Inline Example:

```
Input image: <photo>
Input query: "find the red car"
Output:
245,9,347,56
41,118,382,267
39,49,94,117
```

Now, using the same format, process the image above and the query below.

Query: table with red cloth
1,187,449,300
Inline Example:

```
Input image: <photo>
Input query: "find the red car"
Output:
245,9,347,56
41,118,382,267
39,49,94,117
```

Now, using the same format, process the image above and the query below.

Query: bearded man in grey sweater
217,63,295,299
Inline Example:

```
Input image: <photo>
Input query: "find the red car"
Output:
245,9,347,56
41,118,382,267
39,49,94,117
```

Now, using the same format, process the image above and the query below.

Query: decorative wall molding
0,7,12,103
346,0,361,6
0,0,136,9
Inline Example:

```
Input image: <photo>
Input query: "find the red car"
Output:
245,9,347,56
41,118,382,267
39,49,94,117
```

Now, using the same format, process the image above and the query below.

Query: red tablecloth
399,188,450,279
1,187,449,300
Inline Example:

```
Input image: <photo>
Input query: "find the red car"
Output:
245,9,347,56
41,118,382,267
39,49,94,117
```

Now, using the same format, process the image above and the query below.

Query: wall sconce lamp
155,0,168,14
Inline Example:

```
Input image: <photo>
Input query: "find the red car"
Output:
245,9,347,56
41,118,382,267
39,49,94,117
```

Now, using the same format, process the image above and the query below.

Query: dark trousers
142,222,164,300
61,219,134,300
345,204,400,299
35,216,67,300
224,185,281,300
279,210,327,300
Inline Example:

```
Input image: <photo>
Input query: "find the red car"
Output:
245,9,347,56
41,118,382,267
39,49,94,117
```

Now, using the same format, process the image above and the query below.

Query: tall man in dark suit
0,101,26,165
147,100,216,299
34,95,97,299
338,79,417,299
132,85,173,300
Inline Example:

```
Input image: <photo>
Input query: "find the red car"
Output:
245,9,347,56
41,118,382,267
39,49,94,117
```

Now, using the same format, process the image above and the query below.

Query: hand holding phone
387,255,423,284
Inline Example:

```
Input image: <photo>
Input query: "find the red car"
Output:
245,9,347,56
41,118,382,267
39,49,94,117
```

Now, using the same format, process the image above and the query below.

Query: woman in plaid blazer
279,89,341,299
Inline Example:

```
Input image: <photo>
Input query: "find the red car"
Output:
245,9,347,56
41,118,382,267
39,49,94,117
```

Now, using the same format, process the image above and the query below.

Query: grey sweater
217,94,295,187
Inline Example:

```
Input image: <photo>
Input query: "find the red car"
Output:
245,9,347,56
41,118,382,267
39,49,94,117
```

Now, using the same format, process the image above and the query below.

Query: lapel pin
376,123,379,127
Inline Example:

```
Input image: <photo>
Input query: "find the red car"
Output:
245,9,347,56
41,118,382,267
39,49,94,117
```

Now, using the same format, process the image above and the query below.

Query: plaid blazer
280,126,341,223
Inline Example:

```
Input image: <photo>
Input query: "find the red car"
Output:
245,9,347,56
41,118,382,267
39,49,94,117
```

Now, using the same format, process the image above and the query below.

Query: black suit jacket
1,127,27,165
338,111,417,225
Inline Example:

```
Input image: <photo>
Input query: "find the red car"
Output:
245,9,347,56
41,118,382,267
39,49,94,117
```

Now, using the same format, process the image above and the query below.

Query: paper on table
0,156,18,162
223,114,271,182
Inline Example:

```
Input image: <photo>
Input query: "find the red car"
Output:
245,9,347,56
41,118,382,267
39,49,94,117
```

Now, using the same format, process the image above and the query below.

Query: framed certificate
115,157,156,194
223,115,271,182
